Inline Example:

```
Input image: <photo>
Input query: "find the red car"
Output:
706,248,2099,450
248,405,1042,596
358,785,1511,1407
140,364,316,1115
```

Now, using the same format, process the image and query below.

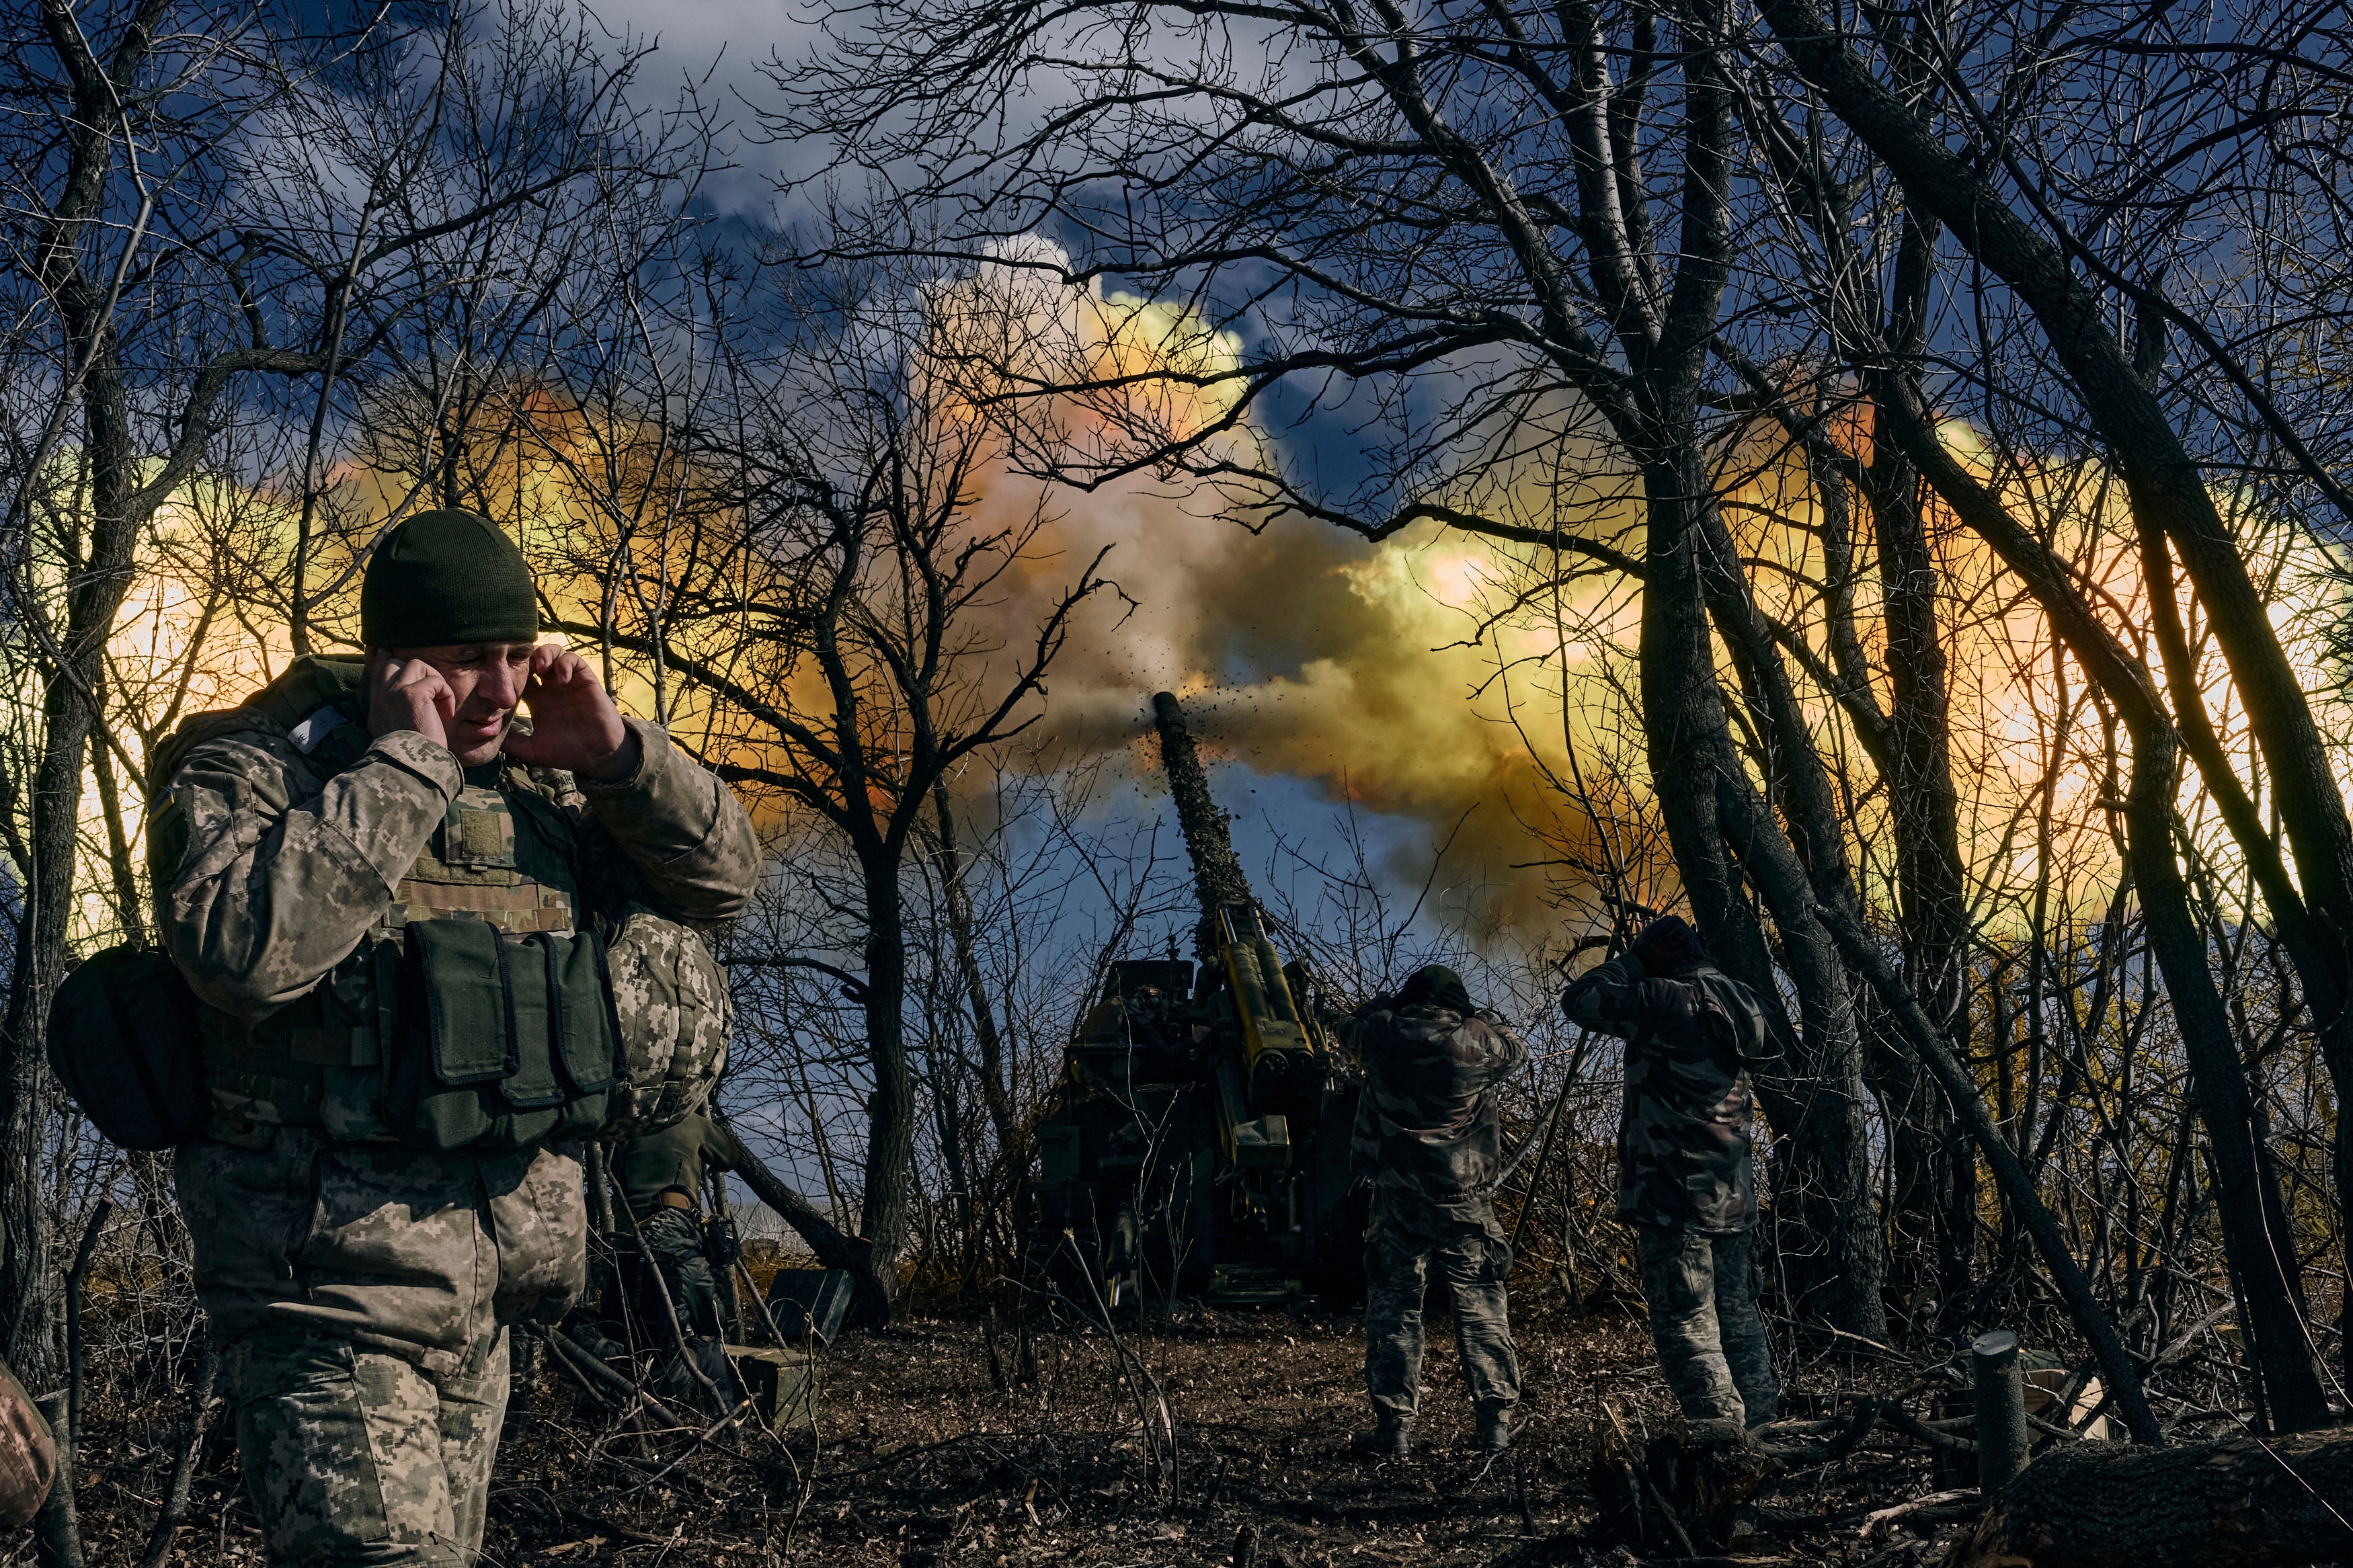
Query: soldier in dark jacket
1343,964,1529,1457
610,1110,752,1347
1563,916,1778,1442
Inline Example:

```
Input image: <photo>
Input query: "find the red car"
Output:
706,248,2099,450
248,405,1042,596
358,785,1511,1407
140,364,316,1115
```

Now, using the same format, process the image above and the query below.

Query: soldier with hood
1563,915,1779,1442
1343,964,1529,1458
155,509,759,1565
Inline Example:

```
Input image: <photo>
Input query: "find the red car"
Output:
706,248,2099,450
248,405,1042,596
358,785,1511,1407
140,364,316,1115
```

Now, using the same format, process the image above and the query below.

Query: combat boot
1474,1408,1515,1452
1353,1417,1411,1460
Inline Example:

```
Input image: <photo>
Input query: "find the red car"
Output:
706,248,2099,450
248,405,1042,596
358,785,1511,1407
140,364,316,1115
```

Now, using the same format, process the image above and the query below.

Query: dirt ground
49,1281,1975,1568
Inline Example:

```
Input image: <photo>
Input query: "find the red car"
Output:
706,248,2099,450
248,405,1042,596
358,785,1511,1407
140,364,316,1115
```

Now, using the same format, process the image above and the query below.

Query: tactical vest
161,659,621,1150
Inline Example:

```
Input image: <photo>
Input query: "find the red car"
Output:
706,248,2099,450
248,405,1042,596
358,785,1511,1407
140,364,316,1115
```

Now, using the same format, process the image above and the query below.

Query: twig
65,1201,110,1457
1638,1463,1700,1557
530,1322,692,1430
38,1199,112,1568
558,1508,672,1546
2026,1411,2085,1444
1064,1231,1179,1501
138,1338,221,1568
616,1397,757,1498
1834,1397,1975,1454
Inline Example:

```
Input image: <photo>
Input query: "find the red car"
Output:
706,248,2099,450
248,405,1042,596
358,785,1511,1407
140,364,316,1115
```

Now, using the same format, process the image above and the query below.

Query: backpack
42,663,360,1152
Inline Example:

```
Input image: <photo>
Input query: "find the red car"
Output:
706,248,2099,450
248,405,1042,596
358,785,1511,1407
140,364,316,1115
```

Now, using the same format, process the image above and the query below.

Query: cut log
1951,1430,2353,1567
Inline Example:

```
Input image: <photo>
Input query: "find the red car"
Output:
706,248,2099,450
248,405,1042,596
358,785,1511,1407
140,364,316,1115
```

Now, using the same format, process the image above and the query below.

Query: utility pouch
47,945,209,1151
388,919,620,1150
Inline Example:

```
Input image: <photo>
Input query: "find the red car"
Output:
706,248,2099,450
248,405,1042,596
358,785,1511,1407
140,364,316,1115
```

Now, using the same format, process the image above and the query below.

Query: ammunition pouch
381,919,622,1151
202,905,725,1149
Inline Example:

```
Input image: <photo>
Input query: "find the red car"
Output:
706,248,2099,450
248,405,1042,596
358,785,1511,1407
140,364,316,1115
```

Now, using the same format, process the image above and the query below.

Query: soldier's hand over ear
366,649,456,752
506,644,639,782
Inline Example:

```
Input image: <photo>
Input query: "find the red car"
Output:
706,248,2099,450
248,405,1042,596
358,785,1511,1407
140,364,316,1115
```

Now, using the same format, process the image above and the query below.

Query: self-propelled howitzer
1021,692,1365,1311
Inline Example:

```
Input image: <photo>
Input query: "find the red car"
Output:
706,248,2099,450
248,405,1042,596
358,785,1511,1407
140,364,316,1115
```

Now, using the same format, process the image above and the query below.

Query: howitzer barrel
1152,692,1254,960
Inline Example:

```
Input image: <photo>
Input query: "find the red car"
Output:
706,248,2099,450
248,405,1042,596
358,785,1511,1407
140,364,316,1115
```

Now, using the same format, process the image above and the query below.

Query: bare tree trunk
1758,0,2353,1395
1861,378,2328,1428
930,781,1017,1156
1693,492,1888,1339
2,434,138,1385
856,856,916,1315
1870,448,1977,1313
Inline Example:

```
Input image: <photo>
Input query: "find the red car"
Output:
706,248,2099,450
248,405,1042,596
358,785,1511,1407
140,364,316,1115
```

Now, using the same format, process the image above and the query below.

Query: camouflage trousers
177,1128,587,1565
615,1206,727,1342
226,1327,506,1567
1634,1225,1778,1434
1363,1194,1522,1424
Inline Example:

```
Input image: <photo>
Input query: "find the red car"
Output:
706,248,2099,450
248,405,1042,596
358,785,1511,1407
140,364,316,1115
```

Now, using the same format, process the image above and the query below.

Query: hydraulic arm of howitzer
1211,903,1324,1171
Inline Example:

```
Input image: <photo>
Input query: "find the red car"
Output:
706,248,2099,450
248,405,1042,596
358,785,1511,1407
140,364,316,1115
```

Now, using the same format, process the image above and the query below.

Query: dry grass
41,1287,1983,1568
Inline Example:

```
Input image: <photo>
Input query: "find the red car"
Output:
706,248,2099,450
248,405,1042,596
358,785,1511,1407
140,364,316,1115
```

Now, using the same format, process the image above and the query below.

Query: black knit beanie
360,509,539,647
1398,964,1474,1014
1630,915,1708,976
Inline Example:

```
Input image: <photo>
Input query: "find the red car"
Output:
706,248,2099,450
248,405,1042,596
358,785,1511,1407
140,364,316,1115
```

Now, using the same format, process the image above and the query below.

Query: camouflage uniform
1564,952,1779,1434
160,660,757,1566
1345,999,1529,1428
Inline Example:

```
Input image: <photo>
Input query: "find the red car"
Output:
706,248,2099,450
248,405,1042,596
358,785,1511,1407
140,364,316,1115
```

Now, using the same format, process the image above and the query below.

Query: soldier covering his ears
1562,915,1780,1443
157,509,758,1565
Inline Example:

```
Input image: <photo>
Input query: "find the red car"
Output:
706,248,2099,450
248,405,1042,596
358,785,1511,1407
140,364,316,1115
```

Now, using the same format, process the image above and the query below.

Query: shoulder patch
287,704,351,755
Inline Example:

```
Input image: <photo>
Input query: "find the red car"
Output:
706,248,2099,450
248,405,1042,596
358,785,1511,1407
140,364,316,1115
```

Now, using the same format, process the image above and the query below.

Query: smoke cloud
936,244,1638,938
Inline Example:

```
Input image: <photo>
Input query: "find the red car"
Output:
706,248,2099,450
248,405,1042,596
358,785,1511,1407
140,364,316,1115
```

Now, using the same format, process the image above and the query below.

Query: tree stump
1951,1430,2353,1567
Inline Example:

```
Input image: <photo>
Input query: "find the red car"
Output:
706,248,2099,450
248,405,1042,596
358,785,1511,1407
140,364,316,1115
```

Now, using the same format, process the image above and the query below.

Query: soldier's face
395,641,538,766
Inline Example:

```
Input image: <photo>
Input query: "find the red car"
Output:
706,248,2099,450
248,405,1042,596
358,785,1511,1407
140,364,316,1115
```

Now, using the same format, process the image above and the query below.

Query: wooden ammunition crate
726,1346,815,1431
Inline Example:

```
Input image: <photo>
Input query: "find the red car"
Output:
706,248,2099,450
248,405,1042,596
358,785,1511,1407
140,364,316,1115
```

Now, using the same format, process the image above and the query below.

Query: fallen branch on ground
1862,1489,1980,1542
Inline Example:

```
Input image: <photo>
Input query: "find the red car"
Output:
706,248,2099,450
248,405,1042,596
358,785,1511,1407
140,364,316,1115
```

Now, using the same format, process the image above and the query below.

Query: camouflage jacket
1345,1003,1529,1214
156,658,758,1030
1563,955,1768,1234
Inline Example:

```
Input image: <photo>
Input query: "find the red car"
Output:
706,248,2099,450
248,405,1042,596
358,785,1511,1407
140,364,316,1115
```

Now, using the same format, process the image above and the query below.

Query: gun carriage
1022,692,1365,1311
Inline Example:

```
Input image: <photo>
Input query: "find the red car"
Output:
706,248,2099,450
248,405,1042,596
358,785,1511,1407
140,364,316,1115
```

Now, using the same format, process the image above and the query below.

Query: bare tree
545,253,1123,1316
1747,0,2350,1423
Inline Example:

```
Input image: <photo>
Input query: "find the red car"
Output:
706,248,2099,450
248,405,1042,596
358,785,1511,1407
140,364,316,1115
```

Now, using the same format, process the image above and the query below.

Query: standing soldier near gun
154,509,758,1567
1344,964,1529,1458
1562,916,1780,1443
